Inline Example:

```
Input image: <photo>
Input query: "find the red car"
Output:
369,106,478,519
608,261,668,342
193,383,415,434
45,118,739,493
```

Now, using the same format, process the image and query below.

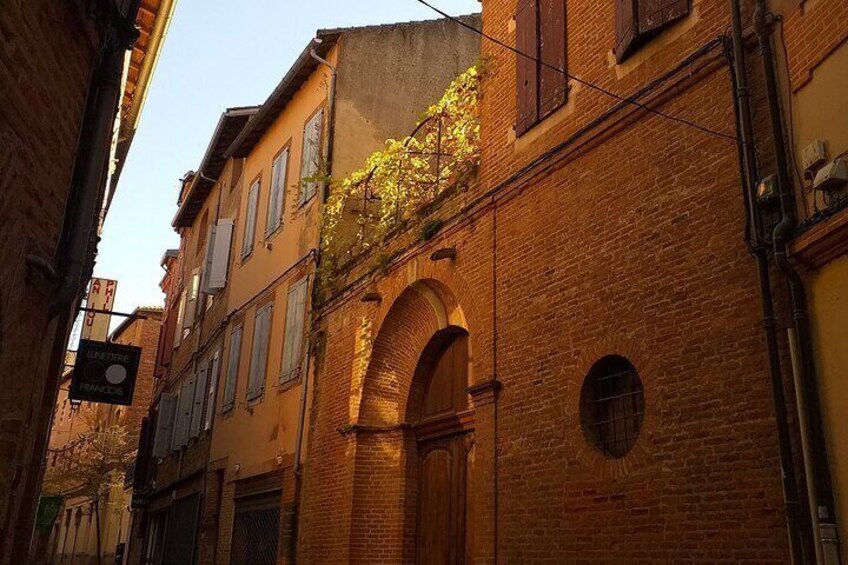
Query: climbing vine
319,64,482,280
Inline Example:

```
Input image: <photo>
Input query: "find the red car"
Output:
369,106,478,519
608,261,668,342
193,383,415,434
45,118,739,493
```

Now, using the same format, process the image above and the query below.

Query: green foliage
320,64,482,273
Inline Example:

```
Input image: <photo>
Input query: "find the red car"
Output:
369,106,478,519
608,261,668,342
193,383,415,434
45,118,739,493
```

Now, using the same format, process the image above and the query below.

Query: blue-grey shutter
266,150,288,236
205,351,221,431
189,368,207,439
299,109,324,204
152,393,177,458
247,304,272,401
223,326,242,411
242,181,259,257
280,278,308,383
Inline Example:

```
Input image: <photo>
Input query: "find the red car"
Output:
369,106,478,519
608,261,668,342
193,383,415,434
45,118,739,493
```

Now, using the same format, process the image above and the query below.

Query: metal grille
580,356,645,458
229,495,281,565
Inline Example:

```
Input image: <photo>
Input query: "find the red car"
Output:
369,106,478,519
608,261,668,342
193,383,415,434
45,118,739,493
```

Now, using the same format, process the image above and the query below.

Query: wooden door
416,435,466,565
415,333,469,565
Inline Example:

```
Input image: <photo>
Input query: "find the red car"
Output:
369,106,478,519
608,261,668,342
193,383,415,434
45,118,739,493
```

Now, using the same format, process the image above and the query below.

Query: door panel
417,437,466,565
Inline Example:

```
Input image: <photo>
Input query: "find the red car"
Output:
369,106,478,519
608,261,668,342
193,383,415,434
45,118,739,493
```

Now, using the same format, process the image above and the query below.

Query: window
615,0,689,62
189,367,207,439
205,351,221,431
151,393,177,458
197,210,209,256
173,290,186,347
222,325,243,412
515,0,567,135
203,218,234,294
299,108,324,206
266,149,289,236
280,278,308,384
247,304,273,401
184,269,200,329
242,180,260,258
579,355,645,458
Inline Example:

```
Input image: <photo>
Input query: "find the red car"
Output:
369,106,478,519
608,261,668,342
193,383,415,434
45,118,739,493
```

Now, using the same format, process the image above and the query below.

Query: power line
414,0,739,143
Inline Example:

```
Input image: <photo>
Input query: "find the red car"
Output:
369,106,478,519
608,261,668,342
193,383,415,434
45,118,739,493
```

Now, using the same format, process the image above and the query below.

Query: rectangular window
515,0,567,135
615,0,689,62
266,149,289,236
189,367,207,439
280,277,308,384
173,290,186,348
299,108,324,206
222,325,243,412
151,393,177,458
184,269,200,329
242,180,260,258
247,304,273,401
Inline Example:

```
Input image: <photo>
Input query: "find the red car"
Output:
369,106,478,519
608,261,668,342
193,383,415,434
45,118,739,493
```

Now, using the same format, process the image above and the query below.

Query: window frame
241,177,261,260
222,324,244,413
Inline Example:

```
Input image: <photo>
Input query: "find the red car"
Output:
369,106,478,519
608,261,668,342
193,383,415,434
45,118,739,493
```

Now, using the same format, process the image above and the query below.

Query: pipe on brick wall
753,1,842,562
727,3,807,562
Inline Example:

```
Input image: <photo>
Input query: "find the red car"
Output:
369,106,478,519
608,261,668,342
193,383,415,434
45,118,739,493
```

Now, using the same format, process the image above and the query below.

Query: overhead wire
414,0,740,143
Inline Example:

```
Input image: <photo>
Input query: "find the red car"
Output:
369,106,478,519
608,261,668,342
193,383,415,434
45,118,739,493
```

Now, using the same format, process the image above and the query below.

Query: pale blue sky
92,0,480,331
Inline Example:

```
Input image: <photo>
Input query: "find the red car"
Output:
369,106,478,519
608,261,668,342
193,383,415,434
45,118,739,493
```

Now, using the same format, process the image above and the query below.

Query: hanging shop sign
81,278,118,342
69,339,141,405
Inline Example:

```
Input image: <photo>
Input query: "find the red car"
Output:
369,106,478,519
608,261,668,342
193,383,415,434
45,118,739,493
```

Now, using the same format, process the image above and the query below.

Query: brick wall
781,0,848,92
0,1,100,562
298,0,800,562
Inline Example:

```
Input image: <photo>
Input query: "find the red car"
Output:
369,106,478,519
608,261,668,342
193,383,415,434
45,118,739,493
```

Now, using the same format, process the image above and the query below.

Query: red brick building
0,2,174,562
297,0,844,563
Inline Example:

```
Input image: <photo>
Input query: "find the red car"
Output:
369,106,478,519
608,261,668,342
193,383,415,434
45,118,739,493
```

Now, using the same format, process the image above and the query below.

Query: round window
579,355,645,458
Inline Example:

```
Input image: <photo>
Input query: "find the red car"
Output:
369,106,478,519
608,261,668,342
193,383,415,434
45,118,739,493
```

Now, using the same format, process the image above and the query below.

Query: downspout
753,1,842,562
727,3,806,562
35,2,141,319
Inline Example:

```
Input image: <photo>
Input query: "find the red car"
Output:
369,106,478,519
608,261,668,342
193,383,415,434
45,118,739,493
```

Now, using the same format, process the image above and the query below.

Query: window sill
511,82,580,153
278,375,301,394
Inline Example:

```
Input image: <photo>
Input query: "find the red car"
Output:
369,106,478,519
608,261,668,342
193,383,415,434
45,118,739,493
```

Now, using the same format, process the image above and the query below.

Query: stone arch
357,278,473,428
349,277,476,564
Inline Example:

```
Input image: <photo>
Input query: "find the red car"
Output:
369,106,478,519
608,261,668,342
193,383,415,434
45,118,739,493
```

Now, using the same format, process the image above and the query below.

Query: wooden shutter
638,0,689,35
189,368,208,439
206,219,234,293
223,326,243,411
299,109,324,205
247,305,272,401
615,0,638,62
172,380,194,449
242,181,259,258
515,0,539,135
539,0,567,118
152,393,177,458
205,352,221,431
280,278,308,383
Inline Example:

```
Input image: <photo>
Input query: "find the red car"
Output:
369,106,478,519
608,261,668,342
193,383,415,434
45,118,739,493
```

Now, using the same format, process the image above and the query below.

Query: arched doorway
412,330,471,565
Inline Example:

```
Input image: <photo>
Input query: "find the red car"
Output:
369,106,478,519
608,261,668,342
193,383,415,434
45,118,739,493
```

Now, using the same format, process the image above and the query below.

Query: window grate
580,358,645,458
229,495,280,565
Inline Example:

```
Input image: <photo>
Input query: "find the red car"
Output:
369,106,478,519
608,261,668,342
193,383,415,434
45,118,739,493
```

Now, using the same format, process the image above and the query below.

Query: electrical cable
414,0,740,142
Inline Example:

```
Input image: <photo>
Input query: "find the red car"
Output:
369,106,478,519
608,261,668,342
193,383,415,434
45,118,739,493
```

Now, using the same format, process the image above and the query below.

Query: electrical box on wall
802,139,828,173
813,158,848,192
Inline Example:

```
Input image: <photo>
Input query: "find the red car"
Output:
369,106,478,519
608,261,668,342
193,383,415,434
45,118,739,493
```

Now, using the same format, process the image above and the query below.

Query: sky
89,0,480,335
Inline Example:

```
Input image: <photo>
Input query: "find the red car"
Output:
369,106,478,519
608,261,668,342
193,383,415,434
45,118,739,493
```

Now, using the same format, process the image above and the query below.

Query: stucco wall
331,15,481,181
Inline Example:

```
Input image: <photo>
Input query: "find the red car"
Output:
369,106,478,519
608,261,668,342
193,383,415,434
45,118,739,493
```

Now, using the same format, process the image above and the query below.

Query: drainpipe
36,2,141,319
727,2,806,562
753,1,842,562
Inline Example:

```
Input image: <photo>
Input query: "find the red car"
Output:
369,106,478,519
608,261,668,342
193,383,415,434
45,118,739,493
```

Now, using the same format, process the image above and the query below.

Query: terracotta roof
173,106,259,227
